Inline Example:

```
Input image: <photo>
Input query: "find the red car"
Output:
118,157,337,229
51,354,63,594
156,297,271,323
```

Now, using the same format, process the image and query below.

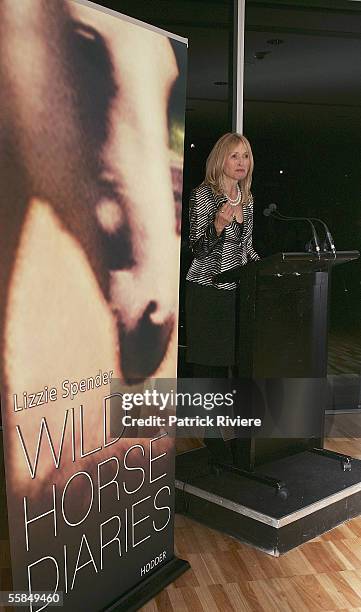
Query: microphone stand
268,210,321,256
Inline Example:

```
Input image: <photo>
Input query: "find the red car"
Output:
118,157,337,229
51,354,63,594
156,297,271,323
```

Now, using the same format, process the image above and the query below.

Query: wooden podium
215,251,360,472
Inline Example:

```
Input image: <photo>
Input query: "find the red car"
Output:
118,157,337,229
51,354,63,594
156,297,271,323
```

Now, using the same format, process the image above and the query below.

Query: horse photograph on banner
0,1,187,609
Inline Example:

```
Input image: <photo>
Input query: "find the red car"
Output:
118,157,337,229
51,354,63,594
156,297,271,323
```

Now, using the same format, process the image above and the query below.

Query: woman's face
223,141,251,183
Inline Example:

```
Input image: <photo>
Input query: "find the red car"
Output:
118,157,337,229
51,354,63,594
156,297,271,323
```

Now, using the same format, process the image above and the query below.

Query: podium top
214,251,360,283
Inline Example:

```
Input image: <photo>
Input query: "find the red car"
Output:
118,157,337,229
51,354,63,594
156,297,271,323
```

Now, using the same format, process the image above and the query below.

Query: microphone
263,204,321,255
262,203,277,217
273,205,336,254
310,217,336,255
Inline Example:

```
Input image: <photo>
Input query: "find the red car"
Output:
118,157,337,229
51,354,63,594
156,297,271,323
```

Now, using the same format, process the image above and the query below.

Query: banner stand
0,0,189,609
104,558,190,612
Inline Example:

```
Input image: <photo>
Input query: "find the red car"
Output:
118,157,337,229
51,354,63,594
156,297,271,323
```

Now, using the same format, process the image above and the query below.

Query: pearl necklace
226,184,241,206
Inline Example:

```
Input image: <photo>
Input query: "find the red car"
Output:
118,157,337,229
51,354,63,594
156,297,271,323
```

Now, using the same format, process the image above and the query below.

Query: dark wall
243,2,361,332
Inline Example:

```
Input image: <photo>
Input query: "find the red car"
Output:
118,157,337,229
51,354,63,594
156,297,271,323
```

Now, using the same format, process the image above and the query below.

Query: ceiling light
267,39,284,45
254,51,270,60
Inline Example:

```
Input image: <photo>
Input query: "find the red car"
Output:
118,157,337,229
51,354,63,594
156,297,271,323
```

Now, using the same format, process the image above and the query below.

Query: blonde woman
186,133,260,377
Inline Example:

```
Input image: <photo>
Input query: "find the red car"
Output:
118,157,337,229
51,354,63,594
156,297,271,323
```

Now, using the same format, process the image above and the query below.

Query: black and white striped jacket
186,183,260,290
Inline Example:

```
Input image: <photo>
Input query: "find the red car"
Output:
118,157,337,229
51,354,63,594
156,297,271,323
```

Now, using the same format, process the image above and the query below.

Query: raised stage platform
175,446,361,555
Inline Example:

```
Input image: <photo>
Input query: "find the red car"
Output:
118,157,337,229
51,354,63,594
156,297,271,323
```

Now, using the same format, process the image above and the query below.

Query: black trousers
191,363,234,463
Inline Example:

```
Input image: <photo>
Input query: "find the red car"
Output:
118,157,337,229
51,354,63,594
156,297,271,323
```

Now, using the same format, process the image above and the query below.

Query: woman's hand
214,203,234,235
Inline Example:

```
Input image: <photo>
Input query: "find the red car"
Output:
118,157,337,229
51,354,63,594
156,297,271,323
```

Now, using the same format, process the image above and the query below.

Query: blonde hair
203,132,254,204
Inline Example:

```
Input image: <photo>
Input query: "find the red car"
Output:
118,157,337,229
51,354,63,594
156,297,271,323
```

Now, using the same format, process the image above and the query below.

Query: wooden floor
141,419,361,612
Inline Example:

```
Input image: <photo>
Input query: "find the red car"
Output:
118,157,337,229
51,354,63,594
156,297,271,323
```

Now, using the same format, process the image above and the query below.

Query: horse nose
118,301,174,383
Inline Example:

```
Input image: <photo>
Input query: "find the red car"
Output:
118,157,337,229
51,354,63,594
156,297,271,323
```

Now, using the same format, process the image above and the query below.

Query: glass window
244,0,361,398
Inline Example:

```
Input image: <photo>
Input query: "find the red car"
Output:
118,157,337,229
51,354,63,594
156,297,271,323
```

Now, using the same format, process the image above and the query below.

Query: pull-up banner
0,0,187,609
